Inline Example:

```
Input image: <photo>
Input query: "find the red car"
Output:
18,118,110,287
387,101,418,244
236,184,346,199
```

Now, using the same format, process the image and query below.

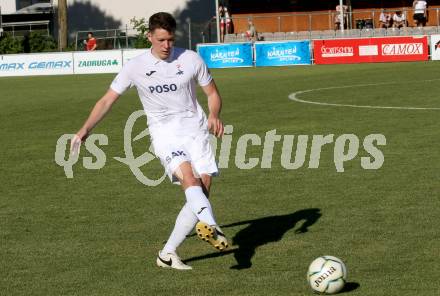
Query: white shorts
151,130,218,184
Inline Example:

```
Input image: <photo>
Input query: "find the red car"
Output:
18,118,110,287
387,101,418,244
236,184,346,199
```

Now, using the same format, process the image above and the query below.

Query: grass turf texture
1,61,439,295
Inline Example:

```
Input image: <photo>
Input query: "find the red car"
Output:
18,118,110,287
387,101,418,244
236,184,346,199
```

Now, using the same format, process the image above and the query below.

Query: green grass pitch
1,61,439,295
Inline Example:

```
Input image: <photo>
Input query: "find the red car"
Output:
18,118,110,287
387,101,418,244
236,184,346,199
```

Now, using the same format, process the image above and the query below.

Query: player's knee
181,175,201,188
175,163,201,187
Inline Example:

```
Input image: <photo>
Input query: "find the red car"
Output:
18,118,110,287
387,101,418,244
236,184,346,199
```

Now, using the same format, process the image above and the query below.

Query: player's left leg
195,174,228,251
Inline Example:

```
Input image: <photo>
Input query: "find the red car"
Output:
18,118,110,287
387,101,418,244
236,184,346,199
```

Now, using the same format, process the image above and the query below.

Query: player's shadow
184,208,321,269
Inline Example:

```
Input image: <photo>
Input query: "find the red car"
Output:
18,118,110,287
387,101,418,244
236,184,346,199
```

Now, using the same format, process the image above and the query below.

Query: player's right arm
70,89,120,154
70,54,134,154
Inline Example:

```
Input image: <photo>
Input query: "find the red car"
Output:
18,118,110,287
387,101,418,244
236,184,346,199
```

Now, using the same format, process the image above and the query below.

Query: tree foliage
0,34,23,54
0,32,57,54
130,17,152,49
26,32,57,53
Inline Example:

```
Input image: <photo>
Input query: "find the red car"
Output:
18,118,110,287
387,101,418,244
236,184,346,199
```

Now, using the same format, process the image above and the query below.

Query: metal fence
74,27,139,51
73,7,440,51
0,20,51,38
75,20,210,51
202,7,440,41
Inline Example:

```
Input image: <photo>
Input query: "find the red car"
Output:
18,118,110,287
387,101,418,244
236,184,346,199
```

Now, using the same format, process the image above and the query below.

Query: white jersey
393,13,405,22
414,1,427,13
380,13,391,23
110,47,212,137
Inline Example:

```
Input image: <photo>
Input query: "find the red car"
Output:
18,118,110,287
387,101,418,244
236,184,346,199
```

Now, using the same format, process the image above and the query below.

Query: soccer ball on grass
307,255,347,294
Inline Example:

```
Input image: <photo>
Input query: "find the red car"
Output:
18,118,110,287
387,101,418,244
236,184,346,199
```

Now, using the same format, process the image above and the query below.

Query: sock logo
197,207,207,214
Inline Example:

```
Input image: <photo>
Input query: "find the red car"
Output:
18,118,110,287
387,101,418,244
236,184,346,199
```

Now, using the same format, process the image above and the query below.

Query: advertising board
314,36,428,64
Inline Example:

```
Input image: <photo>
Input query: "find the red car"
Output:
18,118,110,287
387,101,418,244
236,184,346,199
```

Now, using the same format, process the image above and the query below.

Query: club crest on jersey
176,64,184,75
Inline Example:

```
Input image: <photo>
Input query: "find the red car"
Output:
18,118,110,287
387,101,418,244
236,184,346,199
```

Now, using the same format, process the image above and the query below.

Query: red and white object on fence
314,36,428,64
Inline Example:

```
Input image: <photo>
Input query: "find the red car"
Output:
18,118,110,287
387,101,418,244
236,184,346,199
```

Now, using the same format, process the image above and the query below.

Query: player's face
148,28,175,60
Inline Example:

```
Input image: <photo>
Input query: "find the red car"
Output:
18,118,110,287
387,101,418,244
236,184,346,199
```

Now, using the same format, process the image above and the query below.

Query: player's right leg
151,138,199,269
158,202,196,270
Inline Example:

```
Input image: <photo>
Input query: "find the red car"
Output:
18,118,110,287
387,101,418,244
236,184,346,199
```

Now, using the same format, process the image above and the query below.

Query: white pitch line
288,80,440,110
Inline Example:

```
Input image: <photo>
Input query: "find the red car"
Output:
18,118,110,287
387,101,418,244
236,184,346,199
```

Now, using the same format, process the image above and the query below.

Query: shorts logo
172,150,186,157
148,84,177,93
165,150,186,163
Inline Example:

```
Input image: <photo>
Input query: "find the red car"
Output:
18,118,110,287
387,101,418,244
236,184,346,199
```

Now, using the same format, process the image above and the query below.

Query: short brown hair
148,12,177,33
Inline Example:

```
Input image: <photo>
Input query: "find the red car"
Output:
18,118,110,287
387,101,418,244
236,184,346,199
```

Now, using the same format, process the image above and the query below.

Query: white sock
162,203,198,254
185,186,217,226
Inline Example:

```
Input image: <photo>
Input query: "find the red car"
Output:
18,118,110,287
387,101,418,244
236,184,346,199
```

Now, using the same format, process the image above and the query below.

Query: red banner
313,36,428,64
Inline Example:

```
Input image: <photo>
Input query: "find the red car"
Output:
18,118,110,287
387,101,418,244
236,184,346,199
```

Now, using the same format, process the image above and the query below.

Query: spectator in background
393,11,406,28
245,19,257,42
86,32,97,51
224,7,233,34
334,4,348,30
218,5,226,42
379,10,392,28
413,0,428,27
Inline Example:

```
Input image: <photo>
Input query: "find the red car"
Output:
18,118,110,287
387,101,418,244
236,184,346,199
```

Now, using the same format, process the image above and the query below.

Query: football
307,256,347,294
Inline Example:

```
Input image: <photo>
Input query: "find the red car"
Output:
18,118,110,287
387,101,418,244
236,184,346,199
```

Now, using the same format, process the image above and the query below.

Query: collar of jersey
148,48,175,64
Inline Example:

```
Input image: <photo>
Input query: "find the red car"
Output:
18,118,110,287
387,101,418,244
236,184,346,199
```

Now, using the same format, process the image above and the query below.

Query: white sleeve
194,53,212,87
110,64,133,95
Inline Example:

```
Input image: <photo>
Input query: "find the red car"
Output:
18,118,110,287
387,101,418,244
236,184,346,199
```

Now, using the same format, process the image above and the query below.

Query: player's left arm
201,80,224,138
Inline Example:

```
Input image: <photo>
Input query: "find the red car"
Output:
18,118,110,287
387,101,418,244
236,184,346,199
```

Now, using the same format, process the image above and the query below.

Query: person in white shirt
379,10,392,28
413,0,428,27
334,4,348,30
70,12,228,270
393,11,406,28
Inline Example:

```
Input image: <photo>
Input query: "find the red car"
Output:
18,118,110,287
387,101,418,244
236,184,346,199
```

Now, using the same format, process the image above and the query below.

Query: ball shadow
340,282,360,293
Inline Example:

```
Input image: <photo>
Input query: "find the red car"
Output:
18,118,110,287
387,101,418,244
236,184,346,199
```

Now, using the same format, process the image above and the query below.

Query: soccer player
70,12,228,270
